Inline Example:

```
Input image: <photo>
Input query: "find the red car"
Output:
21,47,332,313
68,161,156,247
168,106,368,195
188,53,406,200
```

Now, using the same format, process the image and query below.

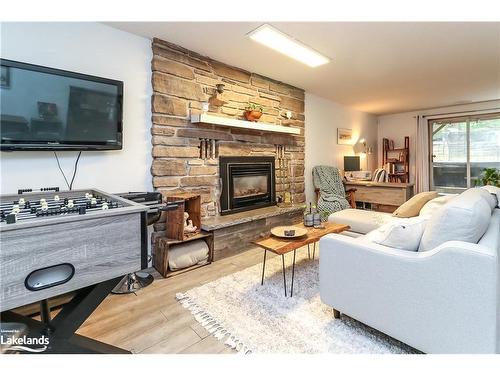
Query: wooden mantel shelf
190,113,301,135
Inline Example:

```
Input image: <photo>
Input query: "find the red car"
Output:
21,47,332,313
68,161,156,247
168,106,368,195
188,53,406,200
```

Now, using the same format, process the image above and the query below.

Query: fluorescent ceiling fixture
248,24,330,68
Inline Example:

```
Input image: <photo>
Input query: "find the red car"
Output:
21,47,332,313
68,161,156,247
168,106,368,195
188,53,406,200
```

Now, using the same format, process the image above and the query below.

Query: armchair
312,166,356,216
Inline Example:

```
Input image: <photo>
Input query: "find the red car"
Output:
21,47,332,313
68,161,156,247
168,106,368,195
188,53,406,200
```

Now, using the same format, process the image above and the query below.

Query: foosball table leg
1,276,129,354
39,299,53,334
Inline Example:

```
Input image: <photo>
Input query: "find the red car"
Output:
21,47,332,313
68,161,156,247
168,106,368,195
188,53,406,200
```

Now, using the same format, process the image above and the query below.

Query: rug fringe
175,292,252,354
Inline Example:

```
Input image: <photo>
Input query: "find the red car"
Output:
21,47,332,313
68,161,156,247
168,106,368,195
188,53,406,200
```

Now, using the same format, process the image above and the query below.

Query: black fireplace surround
219,156,276,215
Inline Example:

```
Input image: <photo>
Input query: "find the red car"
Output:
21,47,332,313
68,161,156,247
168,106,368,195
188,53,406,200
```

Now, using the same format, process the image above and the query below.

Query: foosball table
0,188,149,353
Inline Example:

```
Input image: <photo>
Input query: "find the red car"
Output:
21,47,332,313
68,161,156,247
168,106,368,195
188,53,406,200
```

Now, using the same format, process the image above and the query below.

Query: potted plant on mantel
244,103,264,122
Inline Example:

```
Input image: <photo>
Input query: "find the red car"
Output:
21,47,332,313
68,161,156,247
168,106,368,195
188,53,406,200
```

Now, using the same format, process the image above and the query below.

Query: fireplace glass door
230,169,271,209
233,175,268,199
220,156,276,215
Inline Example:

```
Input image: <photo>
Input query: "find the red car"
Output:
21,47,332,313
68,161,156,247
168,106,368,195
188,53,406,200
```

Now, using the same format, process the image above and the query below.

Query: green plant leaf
478,167,500,187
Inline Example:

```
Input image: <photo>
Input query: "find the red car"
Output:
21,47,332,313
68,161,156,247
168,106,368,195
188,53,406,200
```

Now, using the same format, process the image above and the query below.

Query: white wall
304,93,378,203
377,100,500,184
0,22,152,194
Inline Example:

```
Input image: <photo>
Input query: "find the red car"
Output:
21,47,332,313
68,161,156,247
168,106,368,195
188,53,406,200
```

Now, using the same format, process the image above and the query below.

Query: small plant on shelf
244,103,264,122
475,168,500,187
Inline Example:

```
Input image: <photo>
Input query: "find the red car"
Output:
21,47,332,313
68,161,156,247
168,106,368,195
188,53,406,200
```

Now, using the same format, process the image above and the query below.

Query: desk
344,181,414,213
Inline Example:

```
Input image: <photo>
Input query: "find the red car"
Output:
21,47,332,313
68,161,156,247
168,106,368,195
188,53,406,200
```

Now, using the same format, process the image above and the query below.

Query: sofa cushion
478,188,496,211
419,188,492,252
328,208,395,234
364,215,429,251
419,194,456,216
480,185,499,209
392,191,438,218
478,209,500,251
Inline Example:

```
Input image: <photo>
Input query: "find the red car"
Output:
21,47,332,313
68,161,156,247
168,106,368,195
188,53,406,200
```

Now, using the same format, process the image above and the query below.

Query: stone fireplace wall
150,38,305,237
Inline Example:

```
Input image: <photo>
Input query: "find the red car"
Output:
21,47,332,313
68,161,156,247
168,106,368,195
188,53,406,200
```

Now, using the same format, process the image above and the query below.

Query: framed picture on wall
1,66,10,88
337,128,353,145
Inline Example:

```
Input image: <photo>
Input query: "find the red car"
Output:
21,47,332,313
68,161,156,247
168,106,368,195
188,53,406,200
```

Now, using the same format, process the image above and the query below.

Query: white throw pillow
419,194,457,216
481,185,500,208
364,216,429,252
419,188,492,252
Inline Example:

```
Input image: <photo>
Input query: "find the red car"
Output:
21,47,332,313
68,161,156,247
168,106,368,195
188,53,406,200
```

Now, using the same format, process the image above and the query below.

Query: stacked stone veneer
150,38,305,236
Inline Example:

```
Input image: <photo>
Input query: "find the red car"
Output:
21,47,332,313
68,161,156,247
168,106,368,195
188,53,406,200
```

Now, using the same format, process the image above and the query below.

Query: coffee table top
253,222,349,255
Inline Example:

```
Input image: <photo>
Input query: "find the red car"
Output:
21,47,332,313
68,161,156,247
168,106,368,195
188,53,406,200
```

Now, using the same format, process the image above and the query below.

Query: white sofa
319,188,500,354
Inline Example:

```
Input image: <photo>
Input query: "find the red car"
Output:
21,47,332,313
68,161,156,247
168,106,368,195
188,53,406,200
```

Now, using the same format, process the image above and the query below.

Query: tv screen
0,59,123,151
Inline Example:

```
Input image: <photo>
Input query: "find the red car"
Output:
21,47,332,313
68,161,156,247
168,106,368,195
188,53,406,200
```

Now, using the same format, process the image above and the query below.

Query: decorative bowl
271,226,308,239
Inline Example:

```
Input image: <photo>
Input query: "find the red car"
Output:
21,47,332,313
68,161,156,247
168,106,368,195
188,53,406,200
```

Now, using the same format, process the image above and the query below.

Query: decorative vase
313,212,321,226
244,110,262,122
303,202,314,227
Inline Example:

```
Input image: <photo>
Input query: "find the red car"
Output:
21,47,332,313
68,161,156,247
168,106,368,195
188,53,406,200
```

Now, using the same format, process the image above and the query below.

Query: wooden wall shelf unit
382,136,410,183
190,113,301,135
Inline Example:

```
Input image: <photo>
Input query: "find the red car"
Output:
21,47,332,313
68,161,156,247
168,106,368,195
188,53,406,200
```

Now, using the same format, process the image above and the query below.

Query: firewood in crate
165,193,201,240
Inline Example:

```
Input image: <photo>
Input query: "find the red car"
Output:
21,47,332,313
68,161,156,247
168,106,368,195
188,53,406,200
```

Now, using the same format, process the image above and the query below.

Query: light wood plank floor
76,246,282,354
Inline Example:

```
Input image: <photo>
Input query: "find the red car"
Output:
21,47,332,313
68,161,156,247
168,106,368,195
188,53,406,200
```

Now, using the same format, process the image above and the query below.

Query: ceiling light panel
248,24,330,68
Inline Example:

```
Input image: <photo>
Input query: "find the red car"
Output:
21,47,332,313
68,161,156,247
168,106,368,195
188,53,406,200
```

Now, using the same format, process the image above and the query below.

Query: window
430,113,500,193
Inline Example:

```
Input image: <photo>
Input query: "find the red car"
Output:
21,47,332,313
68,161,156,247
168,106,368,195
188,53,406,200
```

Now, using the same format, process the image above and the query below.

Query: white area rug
176,249,417,354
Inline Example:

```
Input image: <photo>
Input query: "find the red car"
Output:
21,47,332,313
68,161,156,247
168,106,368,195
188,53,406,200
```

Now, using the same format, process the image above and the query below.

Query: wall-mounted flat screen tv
0,59,123,151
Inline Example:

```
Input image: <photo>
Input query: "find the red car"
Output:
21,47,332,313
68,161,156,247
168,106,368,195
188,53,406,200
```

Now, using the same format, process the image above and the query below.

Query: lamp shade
353,141,366,154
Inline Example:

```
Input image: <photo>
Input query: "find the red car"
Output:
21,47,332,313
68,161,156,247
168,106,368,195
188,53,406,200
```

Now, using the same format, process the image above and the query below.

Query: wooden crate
153,231,214,278
165,193,201,241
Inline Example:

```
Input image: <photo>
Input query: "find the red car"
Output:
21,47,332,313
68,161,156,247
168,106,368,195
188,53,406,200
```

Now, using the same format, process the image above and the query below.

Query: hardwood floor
76,246,279,354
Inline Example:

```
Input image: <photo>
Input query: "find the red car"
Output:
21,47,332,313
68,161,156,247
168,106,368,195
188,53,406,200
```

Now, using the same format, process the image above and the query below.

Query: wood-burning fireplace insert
219,156,276,215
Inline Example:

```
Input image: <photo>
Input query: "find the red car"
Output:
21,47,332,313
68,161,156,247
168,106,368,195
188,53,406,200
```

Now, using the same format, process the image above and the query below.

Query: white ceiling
106,22,500,115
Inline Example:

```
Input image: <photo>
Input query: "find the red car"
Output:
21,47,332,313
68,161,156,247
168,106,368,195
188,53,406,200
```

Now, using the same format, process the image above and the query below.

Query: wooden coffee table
253,222,349,297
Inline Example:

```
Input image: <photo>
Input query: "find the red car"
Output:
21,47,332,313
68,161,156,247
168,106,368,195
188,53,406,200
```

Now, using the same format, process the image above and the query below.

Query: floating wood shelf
190,113,301,135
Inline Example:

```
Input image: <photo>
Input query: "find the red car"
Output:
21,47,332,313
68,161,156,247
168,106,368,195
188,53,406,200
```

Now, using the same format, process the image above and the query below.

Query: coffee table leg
281,254,287,297
290,249,296,297
313,242,316,260
261,249,267,285
307,243,311,259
